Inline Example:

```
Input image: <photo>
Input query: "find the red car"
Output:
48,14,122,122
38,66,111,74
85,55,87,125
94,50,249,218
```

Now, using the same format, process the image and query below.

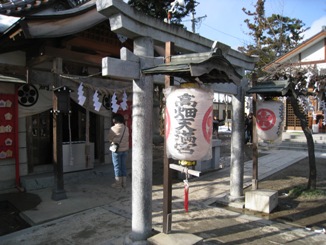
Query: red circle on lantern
257,108,276,131
165,108,171,140
202,106,213,143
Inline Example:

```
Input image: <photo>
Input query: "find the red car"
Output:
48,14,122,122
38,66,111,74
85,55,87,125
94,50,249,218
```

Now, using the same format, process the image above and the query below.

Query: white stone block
245,189,278,213
194,139,222,172
148,232,203,245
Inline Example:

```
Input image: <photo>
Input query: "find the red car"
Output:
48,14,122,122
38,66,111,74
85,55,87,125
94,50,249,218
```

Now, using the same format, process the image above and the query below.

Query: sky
182,0,326,49
1,0,325,49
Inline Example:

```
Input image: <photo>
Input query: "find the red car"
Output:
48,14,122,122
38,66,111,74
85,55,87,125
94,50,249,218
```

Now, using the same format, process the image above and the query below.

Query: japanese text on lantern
174,93,197,155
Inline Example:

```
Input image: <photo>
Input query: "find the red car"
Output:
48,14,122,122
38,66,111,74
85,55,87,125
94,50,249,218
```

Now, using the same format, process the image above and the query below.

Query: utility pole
191,10,207,33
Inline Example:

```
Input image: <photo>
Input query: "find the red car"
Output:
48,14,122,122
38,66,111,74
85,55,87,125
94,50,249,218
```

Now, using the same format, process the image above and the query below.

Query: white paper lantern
256,100,284,141
164,86,213,161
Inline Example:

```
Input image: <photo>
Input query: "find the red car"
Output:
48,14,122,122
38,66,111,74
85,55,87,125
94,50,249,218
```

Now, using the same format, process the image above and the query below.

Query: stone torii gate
97,0,257,243
103,39,159,243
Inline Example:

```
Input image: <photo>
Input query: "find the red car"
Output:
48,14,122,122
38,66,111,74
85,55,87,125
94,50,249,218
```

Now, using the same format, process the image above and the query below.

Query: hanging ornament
111,92,119,113
183,171,189,212
77,83,86,106
17,84,39,107
93,90,102,111
120,91,128,111
102,95,112,110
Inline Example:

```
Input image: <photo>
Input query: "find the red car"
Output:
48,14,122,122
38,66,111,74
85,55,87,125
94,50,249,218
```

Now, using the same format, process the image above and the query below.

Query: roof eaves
142,49,242,85
247,79,290,96
264,29,326,71
0,14,21,34
0,73,26,83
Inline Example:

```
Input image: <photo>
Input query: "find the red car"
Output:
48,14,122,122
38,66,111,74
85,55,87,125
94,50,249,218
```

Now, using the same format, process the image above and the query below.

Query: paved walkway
1,149,326,244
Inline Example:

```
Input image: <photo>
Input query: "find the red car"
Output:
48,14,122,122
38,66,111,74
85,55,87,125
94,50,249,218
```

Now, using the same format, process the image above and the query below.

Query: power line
182,16,248,45
200,23,246,43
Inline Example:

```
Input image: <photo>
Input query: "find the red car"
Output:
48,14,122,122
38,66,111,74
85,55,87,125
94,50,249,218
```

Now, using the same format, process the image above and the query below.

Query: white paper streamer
93,90,102,111
77,83,86,106
111,92,119,113
120,91,128,111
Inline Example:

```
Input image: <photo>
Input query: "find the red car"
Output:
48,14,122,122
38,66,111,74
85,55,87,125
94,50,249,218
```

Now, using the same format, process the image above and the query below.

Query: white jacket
108,123,129,152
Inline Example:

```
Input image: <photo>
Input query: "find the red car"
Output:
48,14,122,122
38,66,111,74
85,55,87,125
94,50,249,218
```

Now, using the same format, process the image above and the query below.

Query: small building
0,1,136,190
1,0,259,241
263,27,326,132
0,0,256,191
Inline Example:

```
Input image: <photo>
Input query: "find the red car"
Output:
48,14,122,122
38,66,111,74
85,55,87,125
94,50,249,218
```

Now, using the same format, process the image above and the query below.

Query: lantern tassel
184,180,189,212
184,168,189,212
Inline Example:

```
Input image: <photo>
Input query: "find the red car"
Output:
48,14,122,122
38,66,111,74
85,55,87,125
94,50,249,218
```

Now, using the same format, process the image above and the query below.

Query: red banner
0,94,16,159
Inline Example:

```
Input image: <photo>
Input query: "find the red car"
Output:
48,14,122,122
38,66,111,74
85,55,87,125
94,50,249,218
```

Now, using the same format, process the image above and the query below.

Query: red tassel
184,180,189,212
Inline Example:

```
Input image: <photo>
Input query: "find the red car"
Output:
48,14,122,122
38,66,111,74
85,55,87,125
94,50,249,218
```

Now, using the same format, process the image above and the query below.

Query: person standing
213,116,219,138
108,113,129,188
244,113,249,143
245,113,253,144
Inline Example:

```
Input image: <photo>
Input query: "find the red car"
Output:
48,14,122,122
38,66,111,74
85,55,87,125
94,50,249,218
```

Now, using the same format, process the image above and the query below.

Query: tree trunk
289,96,316,190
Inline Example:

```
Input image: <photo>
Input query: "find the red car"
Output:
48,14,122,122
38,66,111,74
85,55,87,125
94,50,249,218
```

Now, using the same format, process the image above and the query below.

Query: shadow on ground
0,192,41,236
215,157,326,230
2,132,325,236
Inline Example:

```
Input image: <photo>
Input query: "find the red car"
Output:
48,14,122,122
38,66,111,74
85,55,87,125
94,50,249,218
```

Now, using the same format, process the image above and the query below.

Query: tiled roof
0,14,19,33
0,0,90,16
0,0,52,15
142,48,242,85
264,28,326,72
247,79,291,96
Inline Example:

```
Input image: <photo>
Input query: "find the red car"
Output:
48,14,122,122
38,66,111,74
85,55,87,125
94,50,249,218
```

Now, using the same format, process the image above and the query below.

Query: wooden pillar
163,41,174,234
51,58,67,201
52,102,66,200
85,109,90,168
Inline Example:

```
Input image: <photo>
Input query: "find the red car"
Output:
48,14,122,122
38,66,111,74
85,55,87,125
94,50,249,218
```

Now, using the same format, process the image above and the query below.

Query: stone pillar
229,82,245,201
128,37,154,243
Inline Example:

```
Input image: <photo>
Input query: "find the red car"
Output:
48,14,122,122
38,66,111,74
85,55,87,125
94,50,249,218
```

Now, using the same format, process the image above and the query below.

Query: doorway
27,100,104,174
27,110,53,173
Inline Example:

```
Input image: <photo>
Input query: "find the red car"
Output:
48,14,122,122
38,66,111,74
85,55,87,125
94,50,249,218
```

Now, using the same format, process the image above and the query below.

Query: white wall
301,40,325,62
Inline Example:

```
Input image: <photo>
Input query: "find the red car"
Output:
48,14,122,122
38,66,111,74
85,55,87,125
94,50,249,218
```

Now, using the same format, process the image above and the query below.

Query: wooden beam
62,37,121,57
27,55,52,68
169,164,201,177
0,64,26,77
43,46,102,66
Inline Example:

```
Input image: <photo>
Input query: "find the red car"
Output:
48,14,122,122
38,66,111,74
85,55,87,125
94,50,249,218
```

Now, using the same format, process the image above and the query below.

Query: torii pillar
102,37,155,243
129,37,154,242
229,78,246,201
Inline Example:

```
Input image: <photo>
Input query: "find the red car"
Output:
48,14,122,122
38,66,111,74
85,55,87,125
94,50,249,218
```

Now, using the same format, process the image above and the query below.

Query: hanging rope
59,74,133,95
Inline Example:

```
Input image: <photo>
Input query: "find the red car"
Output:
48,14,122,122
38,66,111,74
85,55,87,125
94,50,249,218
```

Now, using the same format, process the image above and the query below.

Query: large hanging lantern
256,100,284,141
164,85,213,161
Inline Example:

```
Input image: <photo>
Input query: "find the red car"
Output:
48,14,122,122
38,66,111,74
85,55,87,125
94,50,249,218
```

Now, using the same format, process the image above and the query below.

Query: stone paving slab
1,150,326,244
1,207,130,245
